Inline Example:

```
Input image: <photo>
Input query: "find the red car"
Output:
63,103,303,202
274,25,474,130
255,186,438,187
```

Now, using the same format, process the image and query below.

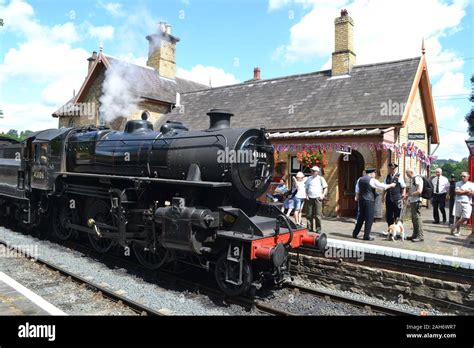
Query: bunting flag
274,142,437,165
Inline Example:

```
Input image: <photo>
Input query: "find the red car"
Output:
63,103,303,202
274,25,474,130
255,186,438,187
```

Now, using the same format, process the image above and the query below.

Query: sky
0,0,473,160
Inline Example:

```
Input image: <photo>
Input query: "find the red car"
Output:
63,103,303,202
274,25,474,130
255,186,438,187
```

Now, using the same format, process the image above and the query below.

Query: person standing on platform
451,172,474,236
305,166,328,233
448,174,456,227
292,172,307,226
431,168,449,224
406,168,424,242
354,170,366,223
382,163,406,226
353,169,396,241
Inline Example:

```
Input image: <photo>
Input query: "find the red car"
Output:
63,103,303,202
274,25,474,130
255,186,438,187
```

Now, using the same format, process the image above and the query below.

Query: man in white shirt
406,168,424,242
304,166,328,233
353,168,395,241
431,168,449,224
450,172,474,236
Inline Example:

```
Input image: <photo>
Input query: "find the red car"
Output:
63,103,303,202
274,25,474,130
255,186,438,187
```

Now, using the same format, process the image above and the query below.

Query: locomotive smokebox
207,109,233,130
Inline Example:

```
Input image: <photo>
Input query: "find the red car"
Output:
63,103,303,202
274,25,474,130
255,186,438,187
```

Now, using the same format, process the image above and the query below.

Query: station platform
303,207,474,268
0,272,66,315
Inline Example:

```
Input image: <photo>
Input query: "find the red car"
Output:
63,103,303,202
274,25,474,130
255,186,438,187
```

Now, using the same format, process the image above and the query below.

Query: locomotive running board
58,172,232,188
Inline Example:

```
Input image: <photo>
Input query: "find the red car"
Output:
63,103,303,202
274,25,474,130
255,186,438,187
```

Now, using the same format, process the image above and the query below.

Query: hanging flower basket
296,150,327,169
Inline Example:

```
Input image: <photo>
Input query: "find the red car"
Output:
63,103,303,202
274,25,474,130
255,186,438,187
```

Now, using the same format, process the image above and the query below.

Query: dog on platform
384,219,405,241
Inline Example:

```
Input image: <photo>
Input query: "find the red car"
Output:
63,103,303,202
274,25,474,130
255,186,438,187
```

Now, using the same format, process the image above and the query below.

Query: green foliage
466,75,474,136
0,129,35,141
435,159,469,180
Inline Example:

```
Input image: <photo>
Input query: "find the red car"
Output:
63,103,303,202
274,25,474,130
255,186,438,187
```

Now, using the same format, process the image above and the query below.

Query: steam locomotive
0,109,326,296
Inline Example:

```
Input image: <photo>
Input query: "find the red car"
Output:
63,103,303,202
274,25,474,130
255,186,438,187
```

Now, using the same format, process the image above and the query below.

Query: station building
165,11,439,217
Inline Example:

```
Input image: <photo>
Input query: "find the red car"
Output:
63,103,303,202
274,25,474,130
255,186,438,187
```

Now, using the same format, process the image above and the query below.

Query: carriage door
338,151,364,217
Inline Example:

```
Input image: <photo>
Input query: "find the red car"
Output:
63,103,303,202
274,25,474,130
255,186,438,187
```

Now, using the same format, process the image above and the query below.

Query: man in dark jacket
448,174,456,226
353,168,396,241
382,163,407,226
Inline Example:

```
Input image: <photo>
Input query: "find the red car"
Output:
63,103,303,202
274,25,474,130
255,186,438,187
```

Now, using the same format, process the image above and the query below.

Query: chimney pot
253,67,261,81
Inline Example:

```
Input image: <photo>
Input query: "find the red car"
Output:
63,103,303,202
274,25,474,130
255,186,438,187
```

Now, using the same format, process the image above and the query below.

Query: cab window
34,143,49,165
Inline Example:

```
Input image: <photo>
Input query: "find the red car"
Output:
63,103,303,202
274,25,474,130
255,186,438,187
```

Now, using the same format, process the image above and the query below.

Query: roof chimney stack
253,67,261,81
331,9,356,76
146,22,180,79
87,51,98,72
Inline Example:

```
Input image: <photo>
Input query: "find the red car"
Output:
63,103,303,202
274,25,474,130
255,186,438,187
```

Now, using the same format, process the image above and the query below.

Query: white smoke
99,60,141,123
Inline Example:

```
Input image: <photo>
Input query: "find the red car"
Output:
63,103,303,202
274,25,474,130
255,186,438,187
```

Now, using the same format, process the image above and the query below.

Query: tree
466,75,474,135
19,130,34,140
6,129,18,139
440,159,468,179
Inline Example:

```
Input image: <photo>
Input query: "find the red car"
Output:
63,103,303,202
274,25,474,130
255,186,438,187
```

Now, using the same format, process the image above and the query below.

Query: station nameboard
335,144,352,155
408,133,425,140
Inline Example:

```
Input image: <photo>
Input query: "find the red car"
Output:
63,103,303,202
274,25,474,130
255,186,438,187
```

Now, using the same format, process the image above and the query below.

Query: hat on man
388,163,398,168
296,172,305,178
310,166,320,172
365,168,376,174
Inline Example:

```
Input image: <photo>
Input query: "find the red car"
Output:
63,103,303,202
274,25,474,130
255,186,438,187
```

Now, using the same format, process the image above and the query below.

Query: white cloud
97,1,124,17
0,0,119,133
177,65,240,87
0,102,59,132
51,22,80,43
433,71,470,98
268,0,292,10
88,25,115,42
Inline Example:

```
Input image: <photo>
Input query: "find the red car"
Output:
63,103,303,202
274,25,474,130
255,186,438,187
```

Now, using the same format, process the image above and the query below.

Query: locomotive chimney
207,109,233,130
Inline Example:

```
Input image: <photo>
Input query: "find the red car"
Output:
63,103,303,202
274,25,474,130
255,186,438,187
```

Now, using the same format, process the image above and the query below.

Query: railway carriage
0,109,326,296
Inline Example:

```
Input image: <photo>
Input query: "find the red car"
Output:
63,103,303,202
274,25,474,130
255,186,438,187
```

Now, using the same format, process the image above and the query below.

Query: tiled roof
106,56,207,104
268,127,394,139
165,57,421,131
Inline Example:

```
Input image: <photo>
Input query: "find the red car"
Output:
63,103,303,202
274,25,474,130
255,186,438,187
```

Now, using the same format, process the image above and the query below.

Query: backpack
413,175,433,199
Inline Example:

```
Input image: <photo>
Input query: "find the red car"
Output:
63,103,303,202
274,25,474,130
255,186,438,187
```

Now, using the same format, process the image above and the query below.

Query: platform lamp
465,137,474,242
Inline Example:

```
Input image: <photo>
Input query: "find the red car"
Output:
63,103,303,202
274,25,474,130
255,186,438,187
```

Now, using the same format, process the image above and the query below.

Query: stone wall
58,70,105,128
292,254,473,314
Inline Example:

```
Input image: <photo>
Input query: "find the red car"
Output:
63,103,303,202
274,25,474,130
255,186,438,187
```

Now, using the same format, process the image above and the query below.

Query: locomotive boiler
0,109,326,296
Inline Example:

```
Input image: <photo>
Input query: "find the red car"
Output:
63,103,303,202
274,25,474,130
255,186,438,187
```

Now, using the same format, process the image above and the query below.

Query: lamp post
465,137,474,241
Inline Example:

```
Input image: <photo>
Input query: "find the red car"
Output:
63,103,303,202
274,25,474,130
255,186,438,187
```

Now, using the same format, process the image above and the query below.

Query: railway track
0,234,439,316
282,283,417,316
0,239,164,316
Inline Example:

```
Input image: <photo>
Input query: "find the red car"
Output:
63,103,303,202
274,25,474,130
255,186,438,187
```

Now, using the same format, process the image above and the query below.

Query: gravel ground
0,227,252,316
258,287,380,315
0,245,137,315
292,276,450,316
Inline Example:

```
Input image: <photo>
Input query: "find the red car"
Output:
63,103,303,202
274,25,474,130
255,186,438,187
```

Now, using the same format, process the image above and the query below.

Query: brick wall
398,87,429,176
332,14,356,76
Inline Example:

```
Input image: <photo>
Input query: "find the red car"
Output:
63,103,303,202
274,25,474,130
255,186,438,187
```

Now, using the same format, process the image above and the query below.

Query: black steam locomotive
0,109,326,296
